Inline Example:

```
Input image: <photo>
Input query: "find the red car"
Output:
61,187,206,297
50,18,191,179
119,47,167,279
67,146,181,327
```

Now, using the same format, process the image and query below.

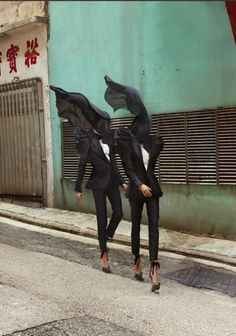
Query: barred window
62,107,236,185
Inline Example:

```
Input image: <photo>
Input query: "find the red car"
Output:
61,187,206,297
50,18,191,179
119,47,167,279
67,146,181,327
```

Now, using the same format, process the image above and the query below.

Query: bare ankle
134,255,142,273
101,251,109,267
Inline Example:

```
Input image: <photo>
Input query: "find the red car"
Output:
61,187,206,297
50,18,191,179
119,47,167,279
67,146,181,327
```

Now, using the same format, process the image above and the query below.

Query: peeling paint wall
0,1,54,206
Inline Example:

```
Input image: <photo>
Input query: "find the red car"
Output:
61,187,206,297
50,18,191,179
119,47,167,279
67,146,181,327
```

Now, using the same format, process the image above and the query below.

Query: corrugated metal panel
61,123,92,181
62,107,236,186
154,113,187,183
0,78,45,199
186,110,217,184
217,109,236,184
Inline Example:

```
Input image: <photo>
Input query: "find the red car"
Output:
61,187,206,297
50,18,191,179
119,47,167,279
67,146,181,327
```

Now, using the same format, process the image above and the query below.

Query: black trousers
130,197,159,262
92,182,123,252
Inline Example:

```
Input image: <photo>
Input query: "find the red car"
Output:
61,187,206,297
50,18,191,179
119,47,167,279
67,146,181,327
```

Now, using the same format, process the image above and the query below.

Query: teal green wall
61,180,236,239
48,1,236,238
49,1,236,115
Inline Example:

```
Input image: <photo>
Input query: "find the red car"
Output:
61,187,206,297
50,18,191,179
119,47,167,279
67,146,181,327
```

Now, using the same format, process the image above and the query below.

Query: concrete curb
1,209,236,267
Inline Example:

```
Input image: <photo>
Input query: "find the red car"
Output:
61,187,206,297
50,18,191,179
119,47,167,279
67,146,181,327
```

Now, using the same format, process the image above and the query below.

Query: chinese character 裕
24,37,40,68
0,51,2,76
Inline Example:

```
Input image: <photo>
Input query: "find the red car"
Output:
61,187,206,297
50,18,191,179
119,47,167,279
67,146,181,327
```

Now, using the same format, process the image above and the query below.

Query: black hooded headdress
104,75,152,142
50,85,110,133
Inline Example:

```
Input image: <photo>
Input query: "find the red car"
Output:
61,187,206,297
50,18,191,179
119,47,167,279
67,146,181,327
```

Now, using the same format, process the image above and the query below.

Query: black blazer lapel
132,137,142,159
147,139,158,171
132,137,148,173
90,133,109,162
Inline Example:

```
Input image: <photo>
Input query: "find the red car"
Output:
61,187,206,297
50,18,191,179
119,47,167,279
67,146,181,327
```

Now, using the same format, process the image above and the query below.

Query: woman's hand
122,183,128,191
75,192,82,202
139,184,152,198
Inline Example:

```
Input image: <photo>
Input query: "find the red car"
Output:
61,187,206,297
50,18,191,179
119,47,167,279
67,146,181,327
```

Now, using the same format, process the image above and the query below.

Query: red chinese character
0,51,2,76
6,44,20,73
24,37,40,68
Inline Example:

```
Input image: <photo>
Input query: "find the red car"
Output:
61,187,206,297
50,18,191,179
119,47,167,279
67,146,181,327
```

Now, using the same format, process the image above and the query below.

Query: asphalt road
0,217,236,336
4,316,138,336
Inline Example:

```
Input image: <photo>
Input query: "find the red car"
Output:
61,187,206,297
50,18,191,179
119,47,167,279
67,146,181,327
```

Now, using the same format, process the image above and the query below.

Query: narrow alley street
0,1,236,335
0,217,235,336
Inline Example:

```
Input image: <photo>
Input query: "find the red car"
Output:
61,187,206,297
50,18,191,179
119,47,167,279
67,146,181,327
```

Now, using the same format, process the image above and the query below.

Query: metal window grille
0,78,46,199
62,107,236,185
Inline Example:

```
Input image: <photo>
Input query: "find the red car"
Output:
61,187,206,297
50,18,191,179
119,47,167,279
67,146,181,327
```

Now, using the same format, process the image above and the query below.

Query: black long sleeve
116,128,143,188
74,128,90,193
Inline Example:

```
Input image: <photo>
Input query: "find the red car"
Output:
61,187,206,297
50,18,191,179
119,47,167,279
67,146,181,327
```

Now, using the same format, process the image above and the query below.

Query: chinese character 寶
6,44,20,73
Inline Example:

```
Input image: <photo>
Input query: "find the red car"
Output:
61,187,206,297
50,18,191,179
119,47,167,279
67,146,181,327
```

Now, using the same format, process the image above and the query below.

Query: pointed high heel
134,255,144,282
100,250,112,273
150,261,160,292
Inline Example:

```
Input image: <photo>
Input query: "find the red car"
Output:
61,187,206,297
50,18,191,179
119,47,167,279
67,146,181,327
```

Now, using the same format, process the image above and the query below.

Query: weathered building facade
0,1,54,206
1,1,233,238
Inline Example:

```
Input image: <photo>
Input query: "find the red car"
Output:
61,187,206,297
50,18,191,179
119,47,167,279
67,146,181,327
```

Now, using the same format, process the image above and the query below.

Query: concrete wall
48,1,236,238
0,1,47,26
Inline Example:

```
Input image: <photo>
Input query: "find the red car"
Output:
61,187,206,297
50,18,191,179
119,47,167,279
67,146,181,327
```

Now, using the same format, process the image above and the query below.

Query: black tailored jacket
74,128,124,192
116,128,163,200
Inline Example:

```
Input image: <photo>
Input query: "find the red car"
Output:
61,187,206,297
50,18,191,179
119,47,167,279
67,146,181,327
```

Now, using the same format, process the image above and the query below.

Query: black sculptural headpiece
104,75,152,142
50,85,111,135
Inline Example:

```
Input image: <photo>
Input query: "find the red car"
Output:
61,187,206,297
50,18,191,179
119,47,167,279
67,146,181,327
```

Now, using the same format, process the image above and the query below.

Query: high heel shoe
100,250,112,273
150,261,160,292
134,255,144,282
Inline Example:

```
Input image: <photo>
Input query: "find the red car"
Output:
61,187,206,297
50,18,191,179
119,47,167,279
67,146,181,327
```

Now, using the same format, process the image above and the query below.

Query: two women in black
51,77,164,292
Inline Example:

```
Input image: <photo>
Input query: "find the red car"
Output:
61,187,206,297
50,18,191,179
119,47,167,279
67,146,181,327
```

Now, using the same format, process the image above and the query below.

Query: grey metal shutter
0,78,45,200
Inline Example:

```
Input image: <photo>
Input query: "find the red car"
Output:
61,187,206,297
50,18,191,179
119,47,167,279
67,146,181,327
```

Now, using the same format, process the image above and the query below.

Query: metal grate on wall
0,78,45,198
62,107,236,185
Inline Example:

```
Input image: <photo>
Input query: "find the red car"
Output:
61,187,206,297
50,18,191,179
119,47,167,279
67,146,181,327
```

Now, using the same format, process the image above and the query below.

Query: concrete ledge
0,16,48,37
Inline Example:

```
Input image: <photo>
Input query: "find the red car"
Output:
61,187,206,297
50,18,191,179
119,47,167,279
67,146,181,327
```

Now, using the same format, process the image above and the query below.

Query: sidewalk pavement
0,201,236,267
